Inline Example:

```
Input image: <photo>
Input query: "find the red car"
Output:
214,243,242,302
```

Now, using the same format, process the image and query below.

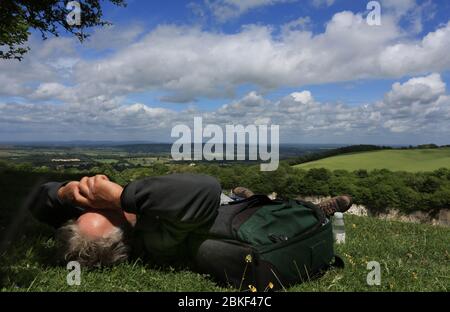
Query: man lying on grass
29,174,352,273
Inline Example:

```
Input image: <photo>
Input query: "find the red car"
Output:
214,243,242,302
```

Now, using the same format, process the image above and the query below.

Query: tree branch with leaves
0,0,126,61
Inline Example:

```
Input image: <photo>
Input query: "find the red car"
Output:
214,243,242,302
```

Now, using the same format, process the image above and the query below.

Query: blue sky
1,0,450,144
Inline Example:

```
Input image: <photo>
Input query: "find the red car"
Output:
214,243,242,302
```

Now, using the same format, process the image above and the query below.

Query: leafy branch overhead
0,0,126,61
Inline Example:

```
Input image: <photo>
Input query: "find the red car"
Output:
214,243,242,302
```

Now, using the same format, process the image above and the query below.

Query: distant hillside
294,148,450,172
287,144,392,166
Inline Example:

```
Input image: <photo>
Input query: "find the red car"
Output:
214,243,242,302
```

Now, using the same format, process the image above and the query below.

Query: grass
1,214,448,292
295,148,450,172
1,167,448,292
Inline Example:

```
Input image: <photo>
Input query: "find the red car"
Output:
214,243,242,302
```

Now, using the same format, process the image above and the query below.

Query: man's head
56,217,130,268
56,176,135,268
77,210,127,239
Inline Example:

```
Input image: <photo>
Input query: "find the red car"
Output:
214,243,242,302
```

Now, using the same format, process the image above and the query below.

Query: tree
0,0,126,60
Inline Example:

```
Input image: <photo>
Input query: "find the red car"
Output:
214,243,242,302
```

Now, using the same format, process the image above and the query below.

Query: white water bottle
332,212,346,244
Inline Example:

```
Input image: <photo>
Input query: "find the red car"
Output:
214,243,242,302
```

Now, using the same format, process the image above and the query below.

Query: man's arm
78,173,221,226
121,173,222,263
28,181,86,228
120,174,222,226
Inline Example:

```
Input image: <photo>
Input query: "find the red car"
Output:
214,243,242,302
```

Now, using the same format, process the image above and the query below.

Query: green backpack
193,195,344,291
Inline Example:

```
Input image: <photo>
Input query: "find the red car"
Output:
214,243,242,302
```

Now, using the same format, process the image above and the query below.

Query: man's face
77,210,126,238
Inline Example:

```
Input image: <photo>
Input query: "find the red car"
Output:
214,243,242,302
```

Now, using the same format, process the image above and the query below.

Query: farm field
295,149,450,172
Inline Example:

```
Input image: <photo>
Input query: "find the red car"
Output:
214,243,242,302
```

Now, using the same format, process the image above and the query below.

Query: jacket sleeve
28,182,85,228
120,174,222,264
120,174,221,227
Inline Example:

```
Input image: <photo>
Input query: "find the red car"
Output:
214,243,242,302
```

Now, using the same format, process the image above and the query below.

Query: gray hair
56,220,130,268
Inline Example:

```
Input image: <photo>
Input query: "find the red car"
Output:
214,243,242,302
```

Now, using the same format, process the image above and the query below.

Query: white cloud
290,91,313,104
2,11,450,105
202,0,293,22
31,83,76,102
312,0,335,8
1,8,450,143
208,73,450,141
68,12,450,103
0,36,79,97
380,73,449,133
1,73,448,143
380,0,437,34
281,16,312,34
379,21,450,76
85,24,144,51
380,0,417,16
385,73,445,106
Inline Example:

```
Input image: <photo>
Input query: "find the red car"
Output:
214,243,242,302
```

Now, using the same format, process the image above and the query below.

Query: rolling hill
294,148,450,172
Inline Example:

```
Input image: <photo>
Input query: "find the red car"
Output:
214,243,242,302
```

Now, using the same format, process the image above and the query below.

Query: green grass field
1,214,448,292
295,149,450,172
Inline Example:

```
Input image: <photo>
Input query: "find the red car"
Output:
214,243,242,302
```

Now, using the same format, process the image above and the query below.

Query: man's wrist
112,187,124,210
57,185,65,202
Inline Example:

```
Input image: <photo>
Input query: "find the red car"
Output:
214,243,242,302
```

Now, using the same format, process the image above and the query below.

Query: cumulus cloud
85,24,145,51
0,98,178,141
1,73,448,143
384,73,445,106
30,83,76,102
197,0,293,22
280,16,312,34
2,10,450,104
380,0,436,34
378,21,450,75
1,8,449,143
312,0,335,8
212,73,450,140
66,12,450,103
380,0,417,16
380,73,449,133
0,36,79,98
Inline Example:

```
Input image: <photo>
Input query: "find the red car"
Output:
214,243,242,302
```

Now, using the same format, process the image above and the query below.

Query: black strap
330,255,345,269
207,195,274,240
295,199,326,224
227,194,274,207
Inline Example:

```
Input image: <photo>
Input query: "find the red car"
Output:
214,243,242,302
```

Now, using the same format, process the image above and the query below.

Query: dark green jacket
29,174,222,265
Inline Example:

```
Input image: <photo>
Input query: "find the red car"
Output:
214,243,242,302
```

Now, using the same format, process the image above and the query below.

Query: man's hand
78,175,124,210
57,175,123,210
57,181,92,208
